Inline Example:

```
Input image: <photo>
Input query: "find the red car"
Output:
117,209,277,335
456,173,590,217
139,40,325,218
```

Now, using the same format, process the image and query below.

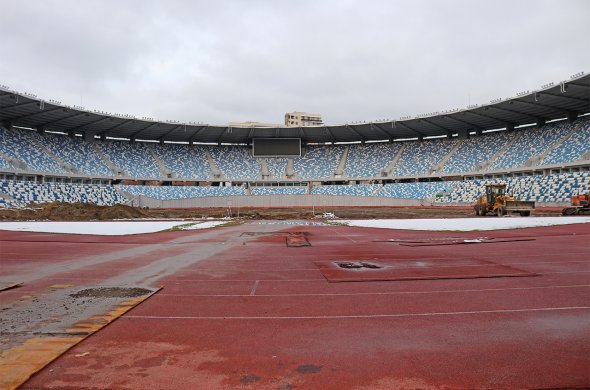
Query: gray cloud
1,0,588,125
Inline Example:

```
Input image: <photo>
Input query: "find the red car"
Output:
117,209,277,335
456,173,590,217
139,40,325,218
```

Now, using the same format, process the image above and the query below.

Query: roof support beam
36,112,90,128
6,106,67,122
444,115,481,130
419,118,454,135
486,105,538,121
0,101,39,110
345,124,364,142
96,119,135,137
129,122,160,139
370,123,392,139
463,110,509,126
158,125,183,142
510,98,569,113
396,121,424,138
539,92,589,104
63,116,113,133
324,126,337,143
189,125,209,143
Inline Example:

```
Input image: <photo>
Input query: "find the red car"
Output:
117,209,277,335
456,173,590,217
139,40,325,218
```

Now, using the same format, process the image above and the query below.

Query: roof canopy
1,74,588,144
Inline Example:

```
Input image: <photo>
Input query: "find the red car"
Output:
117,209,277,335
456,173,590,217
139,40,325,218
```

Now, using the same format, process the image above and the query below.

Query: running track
1,220,589,389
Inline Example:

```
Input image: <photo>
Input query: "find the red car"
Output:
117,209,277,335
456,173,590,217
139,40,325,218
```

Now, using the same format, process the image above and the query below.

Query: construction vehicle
474,183,535,217
562,191,590,215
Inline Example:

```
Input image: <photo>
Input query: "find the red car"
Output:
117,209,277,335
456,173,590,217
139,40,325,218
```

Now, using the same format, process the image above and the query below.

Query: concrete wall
130,195,425,209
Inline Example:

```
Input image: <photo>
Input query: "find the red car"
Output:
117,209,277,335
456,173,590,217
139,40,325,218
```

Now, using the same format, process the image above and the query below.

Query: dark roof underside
1,75,589,144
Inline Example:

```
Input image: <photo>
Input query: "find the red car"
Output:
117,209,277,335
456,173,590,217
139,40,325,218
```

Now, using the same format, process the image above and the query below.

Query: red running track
2,221,588,389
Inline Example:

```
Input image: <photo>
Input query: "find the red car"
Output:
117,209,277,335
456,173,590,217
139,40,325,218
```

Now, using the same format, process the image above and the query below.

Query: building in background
284,112,323,127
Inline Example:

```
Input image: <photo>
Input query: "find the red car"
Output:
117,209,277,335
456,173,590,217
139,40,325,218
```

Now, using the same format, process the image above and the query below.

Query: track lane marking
156,284,590,297
124,306,590,320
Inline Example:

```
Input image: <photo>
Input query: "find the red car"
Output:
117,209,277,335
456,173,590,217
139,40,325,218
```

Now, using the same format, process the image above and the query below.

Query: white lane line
156,284,590,297
250,280,259,296
124,306,590,320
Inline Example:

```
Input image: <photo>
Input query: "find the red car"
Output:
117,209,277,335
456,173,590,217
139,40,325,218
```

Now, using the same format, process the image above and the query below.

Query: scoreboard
252,138,301,157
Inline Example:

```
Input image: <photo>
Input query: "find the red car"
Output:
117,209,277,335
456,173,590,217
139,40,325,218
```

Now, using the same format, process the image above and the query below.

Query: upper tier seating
153,143,210,179
293,145,344,180
392,138,459,177
0,180,126,208
251,186,307,195
312,184,379,196
0,155,13,170
209,146,261,181
266,158,288,180
345,143,401,178
442,131,515,174
97,141,162,178
541,117,590,165
117,184,245,200
490,121,572,170
40,133,112,176
379,181,454,199
0,128,67,174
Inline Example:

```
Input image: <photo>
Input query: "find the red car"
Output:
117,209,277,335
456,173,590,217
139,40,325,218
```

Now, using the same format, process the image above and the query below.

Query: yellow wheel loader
474,183,535,217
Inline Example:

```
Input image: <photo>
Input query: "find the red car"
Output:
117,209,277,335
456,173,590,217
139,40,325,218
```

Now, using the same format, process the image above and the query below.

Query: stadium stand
41,132,112,176
434,172,590,204
0,127,67,174
266,158,289,180
0,180,126,208
490,121,573,170
251,186,307,195
392,138,459,177
208,146,261,181
96,141,162,178
312,184,379,196
441,131,515,174
117,184,245,200
380,181,454,199
345,143,401,178
541,117,590,165
0,155,13,170
153,143,210,179
293,145,344,180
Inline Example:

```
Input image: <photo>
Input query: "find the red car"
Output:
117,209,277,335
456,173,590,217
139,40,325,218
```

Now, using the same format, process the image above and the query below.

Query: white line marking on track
156,284,590,297
124,306,590,320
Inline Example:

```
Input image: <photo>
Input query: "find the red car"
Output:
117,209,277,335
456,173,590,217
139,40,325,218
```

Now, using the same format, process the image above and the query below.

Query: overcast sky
1,0,588,126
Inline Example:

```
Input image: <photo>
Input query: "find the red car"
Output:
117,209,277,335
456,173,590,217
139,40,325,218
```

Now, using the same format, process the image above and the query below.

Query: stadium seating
434,172,590,204
0,127,67,174
442,131,515,174
0,180,126,208
208,146,261,181
266,158,289,180
392,138,459,177
117,185,245,200
379,181,454,199
345,143,401,178
490,121,572,170
41,133,112,176
312,184,379,196
153,143,210,179
251,186,307,195
0,155,13,170
96,141,162,178
541,117,590,165
293,145,344,180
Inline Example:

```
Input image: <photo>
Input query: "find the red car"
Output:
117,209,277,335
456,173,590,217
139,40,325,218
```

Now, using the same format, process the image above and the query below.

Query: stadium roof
1,73,588,144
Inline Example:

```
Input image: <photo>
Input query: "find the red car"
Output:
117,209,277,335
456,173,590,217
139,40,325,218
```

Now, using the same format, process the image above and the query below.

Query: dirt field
0,202,563,221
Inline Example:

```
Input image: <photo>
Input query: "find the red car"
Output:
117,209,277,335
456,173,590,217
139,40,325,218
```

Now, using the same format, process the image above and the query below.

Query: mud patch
296,364,322,374
336,261,383,270
286,234,311,247
70,287,152,299
240,231,311,237
240,374,260,384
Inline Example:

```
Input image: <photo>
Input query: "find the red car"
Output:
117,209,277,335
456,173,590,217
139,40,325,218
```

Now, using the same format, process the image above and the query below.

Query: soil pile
0,202,151,220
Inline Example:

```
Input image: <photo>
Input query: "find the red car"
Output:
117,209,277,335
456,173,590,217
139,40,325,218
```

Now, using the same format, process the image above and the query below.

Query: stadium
1,1,590,389
0,73,589,209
